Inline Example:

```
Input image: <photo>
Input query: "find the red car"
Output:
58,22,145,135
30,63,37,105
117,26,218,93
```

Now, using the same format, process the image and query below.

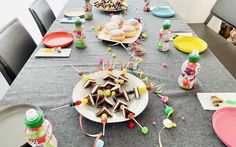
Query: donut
111,15,124,28
126,19,139,30
103,21,119,34
122,25,136,38
109,29,125,41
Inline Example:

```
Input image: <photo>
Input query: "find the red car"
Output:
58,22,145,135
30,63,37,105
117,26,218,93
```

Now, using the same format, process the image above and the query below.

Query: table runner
1,0,236,146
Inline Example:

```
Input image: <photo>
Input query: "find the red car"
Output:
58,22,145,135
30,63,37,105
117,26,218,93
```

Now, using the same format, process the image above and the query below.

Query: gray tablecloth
1,0,236,146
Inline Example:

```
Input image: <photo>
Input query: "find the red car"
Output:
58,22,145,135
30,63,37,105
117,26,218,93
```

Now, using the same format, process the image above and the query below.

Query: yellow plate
173,36,207,53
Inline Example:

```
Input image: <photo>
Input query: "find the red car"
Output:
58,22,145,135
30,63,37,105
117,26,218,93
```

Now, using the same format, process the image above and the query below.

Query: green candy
164,106,174,116
75,39,86,49
141,126,149,135
85,12,93,20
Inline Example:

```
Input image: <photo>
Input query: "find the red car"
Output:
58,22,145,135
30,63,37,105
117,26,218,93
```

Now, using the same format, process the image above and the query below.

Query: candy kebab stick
101,114,107,136
51,99,88,111
119,105,149,135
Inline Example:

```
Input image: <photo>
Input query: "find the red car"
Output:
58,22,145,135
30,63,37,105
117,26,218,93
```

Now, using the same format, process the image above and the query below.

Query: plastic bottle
24,109,57,147
74,18,87,49
157,20,172,52
177,50,201,89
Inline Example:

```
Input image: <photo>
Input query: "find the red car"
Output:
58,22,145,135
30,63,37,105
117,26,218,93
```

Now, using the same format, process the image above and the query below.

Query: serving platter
72,70,149,123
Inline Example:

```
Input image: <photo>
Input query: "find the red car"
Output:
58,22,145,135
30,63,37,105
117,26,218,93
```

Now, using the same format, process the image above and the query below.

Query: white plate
98,23,142,44
0,104,42,147
72,70,149,123
64,8,84,17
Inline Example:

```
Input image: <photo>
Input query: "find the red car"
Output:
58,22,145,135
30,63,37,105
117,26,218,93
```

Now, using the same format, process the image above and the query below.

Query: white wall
167,0,221,32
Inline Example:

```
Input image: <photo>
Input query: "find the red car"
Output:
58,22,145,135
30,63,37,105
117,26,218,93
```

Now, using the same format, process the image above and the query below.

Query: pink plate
42,32,74,48
212,107,236,147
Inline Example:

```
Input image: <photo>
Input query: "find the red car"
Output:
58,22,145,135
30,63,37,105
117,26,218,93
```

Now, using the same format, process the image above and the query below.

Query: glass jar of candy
75,35,87,49
84,4,93,20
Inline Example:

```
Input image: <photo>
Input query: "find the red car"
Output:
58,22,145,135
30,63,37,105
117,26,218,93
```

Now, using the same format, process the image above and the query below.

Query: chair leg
204,13,213,25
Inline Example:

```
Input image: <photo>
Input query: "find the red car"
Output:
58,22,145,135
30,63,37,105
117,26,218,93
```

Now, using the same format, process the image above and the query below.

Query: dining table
1,0,236,146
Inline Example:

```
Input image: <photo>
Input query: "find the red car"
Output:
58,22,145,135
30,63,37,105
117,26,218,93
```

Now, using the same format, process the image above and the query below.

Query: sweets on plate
103,74,117,81
97,98,114,108
109,29,126,41
94,0,127,11
111,15,124,28
121,105,135,118
96,107,113,117
113,100,127,112
126,19,139,30
122,25,136,38
85,94,96,106
104,22,119,34
83,79,96,88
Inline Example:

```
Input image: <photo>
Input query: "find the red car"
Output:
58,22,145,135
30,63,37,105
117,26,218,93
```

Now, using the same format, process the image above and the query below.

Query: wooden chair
29,0,56,36
189,0,236,79
0,18,36,85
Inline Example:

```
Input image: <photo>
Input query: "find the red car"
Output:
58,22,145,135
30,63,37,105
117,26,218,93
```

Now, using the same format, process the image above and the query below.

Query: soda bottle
177,50,201,89
157,20,172,52
24,109,57,147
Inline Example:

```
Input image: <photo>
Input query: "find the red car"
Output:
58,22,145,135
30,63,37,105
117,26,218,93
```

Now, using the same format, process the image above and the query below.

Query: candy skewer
71,65,79,73
51,104,70,111
101,114,107,136
127,113,149,135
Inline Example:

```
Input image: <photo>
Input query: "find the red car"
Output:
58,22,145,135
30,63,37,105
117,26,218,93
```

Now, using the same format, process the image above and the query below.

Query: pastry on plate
111,15,124,28
122,25,136,38
126,18,139,30
103,21,119,34
109,29,125,41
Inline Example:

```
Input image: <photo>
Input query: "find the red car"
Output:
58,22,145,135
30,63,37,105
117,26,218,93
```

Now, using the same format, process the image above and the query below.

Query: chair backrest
0,18,36,85
211,0,236,28
29,0,56,36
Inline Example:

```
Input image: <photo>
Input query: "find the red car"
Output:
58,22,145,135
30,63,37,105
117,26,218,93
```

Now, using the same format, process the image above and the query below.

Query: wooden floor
189,23,236,79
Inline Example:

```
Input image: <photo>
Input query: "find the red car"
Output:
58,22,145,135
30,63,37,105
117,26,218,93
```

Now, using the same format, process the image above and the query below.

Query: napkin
197,93,236,110
35,48,72,58
60,17,85,24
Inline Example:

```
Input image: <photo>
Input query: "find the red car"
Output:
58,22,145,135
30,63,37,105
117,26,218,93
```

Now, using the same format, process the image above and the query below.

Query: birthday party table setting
0,0,236,147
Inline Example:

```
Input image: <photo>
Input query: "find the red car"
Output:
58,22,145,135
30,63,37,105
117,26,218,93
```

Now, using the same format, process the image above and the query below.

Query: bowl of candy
94,0,128,12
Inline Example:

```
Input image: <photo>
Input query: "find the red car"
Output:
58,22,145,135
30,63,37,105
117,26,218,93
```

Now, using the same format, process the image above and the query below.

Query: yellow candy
107,47,112,51
82,75,90,81
108,70,112,75
97,90,104,95
138,87,147,93
91,26,95,30
97,25,103,31
111,91,116,97
112,53,116,58
105,90,111,96
81,99,88,104
122,69,127,75
102,114,107,119
43,49,53,53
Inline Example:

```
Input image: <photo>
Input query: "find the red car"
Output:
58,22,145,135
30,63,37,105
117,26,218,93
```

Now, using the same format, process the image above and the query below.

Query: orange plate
42,32,74,48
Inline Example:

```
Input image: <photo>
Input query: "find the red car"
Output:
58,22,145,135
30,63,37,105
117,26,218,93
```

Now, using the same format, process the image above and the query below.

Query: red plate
212,107,236,147
42,32,74,48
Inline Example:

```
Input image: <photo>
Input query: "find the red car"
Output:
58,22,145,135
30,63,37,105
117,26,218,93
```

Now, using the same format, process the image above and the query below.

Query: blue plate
151,6,175,18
